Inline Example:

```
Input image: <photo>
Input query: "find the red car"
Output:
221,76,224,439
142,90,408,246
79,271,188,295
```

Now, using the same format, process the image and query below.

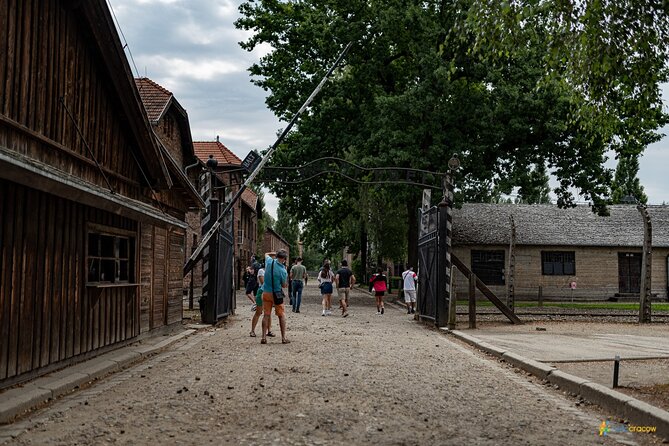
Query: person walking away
261,250,289,344
335,260,355,317
289,257,307,313
318,262,335,316
369,268,387,315
402,266,418,314
250,262,275,338
244,265,258,311
288,259,294,306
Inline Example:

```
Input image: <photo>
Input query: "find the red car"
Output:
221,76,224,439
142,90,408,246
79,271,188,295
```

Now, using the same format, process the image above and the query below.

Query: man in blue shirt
261,249,289,344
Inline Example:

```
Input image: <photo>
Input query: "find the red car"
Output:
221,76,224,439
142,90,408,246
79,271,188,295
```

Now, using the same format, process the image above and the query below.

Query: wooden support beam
469,272,476,329
451,253,522,325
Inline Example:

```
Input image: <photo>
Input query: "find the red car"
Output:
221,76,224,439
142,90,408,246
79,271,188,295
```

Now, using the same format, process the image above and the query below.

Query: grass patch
456,301,669,311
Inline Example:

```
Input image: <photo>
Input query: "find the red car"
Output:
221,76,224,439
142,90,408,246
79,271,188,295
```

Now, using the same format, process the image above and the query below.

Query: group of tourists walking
242,253,418,345
316,259,355,317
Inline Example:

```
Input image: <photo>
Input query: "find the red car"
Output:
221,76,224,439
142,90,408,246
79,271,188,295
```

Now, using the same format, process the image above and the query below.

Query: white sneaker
326,310,332,315
322,310,326,316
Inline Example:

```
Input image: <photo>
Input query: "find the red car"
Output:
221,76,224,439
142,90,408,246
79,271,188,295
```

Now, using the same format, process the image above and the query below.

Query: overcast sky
110,0,669,217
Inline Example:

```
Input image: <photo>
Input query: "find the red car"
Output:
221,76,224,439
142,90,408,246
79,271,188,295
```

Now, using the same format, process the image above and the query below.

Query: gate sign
569,281,577,289
420,189,432,236
241,150,262,173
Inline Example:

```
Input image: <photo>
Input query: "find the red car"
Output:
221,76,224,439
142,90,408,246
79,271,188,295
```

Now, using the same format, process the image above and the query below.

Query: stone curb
447,329,669,439
0,328,197,424
501,352,557,380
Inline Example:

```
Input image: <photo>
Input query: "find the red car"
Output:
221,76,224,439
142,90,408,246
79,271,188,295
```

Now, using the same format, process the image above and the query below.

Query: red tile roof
193,140,242,166
241,188,258,210
135,77,172,123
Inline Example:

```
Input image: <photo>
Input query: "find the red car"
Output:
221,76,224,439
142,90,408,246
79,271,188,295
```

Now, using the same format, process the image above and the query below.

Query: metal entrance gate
201,197,235,324
417,206,439,322
215,228,235,318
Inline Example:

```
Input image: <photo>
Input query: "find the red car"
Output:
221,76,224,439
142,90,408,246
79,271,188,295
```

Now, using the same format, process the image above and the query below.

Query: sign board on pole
420,189,432,236
241,150,262,173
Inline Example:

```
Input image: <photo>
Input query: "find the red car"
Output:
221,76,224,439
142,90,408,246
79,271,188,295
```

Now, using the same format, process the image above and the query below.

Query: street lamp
448,153,460,171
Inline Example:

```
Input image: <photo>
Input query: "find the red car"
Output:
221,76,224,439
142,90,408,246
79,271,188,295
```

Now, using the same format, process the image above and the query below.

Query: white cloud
139,55,244,81
263,190,279,219
216,0,238,18
136,0,178,3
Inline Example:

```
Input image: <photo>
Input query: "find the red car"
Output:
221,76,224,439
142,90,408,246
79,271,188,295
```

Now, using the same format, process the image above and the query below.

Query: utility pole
507,214,516,313
638,204,652,323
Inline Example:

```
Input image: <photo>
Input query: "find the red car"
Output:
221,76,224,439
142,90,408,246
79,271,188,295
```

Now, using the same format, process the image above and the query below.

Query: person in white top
402,266,418,314
250,264,274,338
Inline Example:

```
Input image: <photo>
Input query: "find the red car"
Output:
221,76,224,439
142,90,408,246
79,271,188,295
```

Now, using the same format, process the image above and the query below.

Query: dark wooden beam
452,253,522,325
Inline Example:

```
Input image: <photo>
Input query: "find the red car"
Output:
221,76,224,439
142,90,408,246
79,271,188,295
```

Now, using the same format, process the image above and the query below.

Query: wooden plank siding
139,225,153,334
0,179,141,382
0,0,190,388
139,224,185,331
168,230,186,325
151,226,167,329
0,0,146,200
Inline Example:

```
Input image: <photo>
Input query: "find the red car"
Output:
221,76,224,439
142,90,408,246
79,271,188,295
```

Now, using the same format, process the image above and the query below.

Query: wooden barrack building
0,0,199,388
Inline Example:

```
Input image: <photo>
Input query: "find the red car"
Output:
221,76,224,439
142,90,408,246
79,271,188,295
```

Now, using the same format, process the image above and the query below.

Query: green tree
466,1,669,175
299,241,324,270
237,0,667,262
251,186,275,258
611,155,648,205
516,165,552,205
273,200,300,255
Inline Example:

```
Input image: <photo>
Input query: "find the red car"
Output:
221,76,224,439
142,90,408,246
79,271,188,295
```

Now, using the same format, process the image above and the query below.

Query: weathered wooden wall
0,0,190,387
0,0,145,199
452,245,669,300
140,223,185,332
0,179,139,382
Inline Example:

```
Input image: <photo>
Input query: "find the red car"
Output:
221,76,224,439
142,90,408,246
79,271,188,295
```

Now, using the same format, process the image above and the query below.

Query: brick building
451,204,669,301
134,77,206,304
191,139,258,290
262,227,291,263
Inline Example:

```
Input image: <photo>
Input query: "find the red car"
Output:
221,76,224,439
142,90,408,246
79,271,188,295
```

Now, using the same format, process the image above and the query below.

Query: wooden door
618,252,641,294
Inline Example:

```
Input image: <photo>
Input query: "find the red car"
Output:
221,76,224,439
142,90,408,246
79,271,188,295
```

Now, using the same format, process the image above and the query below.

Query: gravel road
2,283,658,445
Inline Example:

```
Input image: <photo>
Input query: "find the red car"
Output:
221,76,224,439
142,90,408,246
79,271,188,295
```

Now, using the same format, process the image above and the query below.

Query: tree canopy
236,0,668,266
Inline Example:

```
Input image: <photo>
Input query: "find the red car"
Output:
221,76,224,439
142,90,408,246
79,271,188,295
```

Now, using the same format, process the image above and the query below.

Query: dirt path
2,283,657,445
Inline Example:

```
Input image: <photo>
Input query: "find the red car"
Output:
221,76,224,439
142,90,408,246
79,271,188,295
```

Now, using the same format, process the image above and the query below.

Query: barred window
541,251,575,276
471,250,505,285
87,230,135,284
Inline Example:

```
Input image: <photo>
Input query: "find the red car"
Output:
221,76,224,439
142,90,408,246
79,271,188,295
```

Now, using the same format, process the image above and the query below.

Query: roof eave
79,1,171,188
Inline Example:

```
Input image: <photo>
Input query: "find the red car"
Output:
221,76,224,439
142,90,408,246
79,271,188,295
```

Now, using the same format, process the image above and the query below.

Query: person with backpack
369,267,388,315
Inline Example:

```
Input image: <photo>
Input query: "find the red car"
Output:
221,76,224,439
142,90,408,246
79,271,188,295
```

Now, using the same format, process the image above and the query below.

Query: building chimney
216,135,219,143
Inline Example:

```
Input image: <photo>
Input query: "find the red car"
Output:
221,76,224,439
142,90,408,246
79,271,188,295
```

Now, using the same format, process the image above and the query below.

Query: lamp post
440,154,459,328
